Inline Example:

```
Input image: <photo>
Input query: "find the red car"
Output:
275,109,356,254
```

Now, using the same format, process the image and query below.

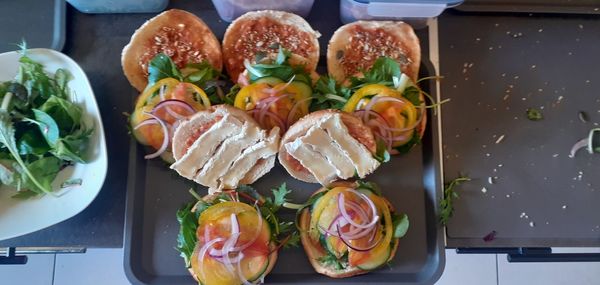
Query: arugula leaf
147,53,183,85
51,123,93,163
439,176,471,225
224,84,240,106
356,180,382,196
392,213,410,238
402,86,423,106
245,48,311,85
0,111,51,194
374,139,391,163
32,109,59,147
17,128,50,155
54,68,72,94
311,76,351,111
317,251,348,270
11,189,38,199
5,83,29,111
395,132,421,154
176,202,200,268
282,231,300,249
19,157,62,194
60,178,82,188
275,46,291,65
39,96,82,134
349,57,401,88
268,182,291,211
526,108,543,121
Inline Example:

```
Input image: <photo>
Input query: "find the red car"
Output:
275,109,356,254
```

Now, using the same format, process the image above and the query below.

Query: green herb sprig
440,176,471,225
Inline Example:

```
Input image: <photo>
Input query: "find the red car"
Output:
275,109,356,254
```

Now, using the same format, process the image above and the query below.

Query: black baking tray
123,1,445,284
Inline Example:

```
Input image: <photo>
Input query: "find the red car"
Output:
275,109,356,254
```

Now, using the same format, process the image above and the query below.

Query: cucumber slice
241,254,270,281
288,81,312,99
254,77,283,86
356,244,391,270
324,235,348,258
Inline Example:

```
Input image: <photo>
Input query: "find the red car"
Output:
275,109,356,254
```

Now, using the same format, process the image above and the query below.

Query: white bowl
0,48,108,241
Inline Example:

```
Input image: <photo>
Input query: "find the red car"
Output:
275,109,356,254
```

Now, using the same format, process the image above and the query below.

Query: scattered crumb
562,205,567,209
481,187,488,193
495,135,505,144
579,24,584,29
485,153,491,157
506,194,511,198
498,164,503,168
529,221,535,227
488,177,494,185
531,65,537,69
553,154,559,158
514,75,520,79
538,28,543,32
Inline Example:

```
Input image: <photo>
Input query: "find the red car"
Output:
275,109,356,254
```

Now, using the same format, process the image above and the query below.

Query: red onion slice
198,237,226,280
221,233,241,272
569,138,589,158
265,75,295,96
141,112,169,159
338,192,379,229
133,118,159,130
336,224,382,252
362,96,425,133
152,99,196,120
287,97,313,127
230,205,264,252
238,73,250,87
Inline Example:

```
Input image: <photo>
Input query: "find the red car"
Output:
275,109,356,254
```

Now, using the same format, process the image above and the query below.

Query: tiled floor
3,248,600,284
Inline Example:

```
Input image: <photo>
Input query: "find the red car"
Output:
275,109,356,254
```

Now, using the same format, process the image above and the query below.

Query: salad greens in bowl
0,46,107,241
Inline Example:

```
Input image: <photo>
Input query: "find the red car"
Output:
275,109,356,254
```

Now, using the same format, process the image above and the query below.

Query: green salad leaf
147,53,183,85
146,53,227,104
0,111,51,194
350,57,401,88
40,96,83,134
176,202,200,268
392,213,410,238
32,109,59,147
245,47,312,85
0,43,93,198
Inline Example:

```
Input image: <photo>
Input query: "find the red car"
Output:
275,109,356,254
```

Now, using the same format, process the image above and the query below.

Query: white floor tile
54,248,129,285
0,253,55,285
436,249,498,285
498,252,600,285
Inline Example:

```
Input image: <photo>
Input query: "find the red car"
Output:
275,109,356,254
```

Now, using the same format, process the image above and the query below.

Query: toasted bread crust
327,21,420,83
278,110,377,184
122,9,223,91
299,182,399,278
222,10,320,81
